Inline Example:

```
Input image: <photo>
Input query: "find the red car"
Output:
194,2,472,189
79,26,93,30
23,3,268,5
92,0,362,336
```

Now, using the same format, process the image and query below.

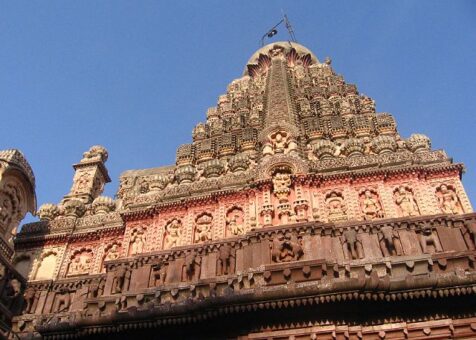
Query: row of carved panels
16,213,476,288
13,249,476,332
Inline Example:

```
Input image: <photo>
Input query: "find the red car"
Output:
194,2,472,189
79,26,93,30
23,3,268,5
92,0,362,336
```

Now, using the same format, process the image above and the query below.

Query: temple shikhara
1,41,476,339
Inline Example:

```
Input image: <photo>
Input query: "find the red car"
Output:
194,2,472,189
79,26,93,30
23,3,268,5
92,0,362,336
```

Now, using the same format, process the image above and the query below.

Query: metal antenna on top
260,13,297,46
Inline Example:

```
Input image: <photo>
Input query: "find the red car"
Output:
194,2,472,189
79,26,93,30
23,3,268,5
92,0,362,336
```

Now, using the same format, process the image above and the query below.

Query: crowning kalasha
1,42,476,339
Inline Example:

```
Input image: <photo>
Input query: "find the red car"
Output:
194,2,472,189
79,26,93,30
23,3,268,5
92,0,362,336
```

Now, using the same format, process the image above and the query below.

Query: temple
1,41,476,339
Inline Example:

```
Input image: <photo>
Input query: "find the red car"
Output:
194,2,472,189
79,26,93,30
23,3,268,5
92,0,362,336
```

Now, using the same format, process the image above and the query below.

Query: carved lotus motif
371,135,397,154
406,134,431,153
228,154,250,172
81,145,108,163
341,138,365,157
313,140,337,159
92,196,115,215
37,203,60,221
62,199,86,218
175,165,196,184
375,113,397,135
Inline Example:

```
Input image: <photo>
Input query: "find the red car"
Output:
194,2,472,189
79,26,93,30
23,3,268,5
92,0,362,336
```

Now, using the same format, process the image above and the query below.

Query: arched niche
34,251,58,280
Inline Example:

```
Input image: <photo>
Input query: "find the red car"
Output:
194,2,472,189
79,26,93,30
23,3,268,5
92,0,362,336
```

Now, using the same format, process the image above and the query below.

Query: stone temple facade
1,41,476,339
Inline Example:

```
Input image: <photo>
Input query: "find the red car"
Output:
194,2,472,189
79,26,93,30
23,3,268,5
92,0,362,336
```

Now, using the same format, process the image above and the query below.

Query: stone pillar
61,145,111,204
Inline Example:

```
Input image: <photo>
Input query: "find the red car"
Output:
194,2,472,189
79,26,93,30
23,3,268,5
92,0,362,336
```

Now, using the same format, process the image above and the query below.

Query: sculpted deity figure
437,184,462,214
194,214,213,243
272,172,292,203
360,190,384,220
394,186,420,217
67,250,92,276
112,264,130,294
270,232,303,263
341,229,364,260
419,225,443,254
378,225,401,256
129,229,146,255
226,208,245,236
104,244,120,262
23,286,37,314
53,288,71,313
182,251,201,282
163,219,182,249
217,244,235,276
326,192,347,222
263,131,298,156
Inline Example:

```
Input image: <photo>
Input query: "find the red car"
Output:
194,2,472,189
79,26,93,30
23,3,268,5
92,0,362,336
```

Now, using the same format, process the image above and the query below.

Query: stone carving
92,196,116,215
272,172,292,203
53,288,71,313
151,260,168,286
419,225,443,254
394,186,420,217
163,219,182,249
217,244,235,275
194,213,213,243
62,199,86,218
436,184,463,215
0,263,5,281
104,244,120,262
463,221,476,250
67,249,93,276
378,225,401,256
129,228,146,255
37,203,60,221
7,278,22,298
0,186,19,237
270,232,303,263
182,251,201,281
112,264,131,294
341,229,364,260
359,189,384,220
263,131,298,156
80,145,108,163
23,286,37,314
226,207,245,236
326,191,347,222
88,277,105,298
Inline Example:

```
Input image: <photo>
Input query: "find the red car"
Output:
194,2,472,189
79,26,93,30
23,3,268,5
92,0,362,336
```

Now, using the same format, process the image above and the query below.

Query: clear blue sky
1,1,475,223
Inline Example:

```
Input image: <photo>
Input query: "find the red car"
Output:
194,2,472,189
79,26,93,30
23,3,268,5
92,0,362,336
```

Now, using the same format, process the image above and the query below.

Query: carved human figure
226,208,245,236
378,225,401,256
151,260,168,286
326,192,347,221
104,244,120,262
437,184,462,214
341,229,364,260
217,244,235,276
419,225,443,254
88,277,105,298
270,232,303,263
194,214,212,243
68,250,92,276
23,286,37,314
182,252,201,281
163,219,182,249
272,172,292,203
53,288,71,313
394,186,420,217
360,190,384,220
112,264,130,294
464,221,476,250
130,229,146,255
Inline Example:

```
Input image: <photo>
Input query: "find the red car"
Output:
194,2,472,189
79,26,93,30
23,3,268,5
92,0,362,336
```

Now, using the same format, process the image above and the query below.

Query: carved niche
112,264,131,294
34,251,58,281
67,249,93,276
150,260,168,287
394,186,420,217
194,213,213,243
163,218,183,249
129,228,146,256
359,189,384,220
436,184,463,215
217,244,235,275
102,243,121,271
270,232,303,263
263,130,298,157
325,191,347,222
272,171,292,203
226,207,245,237
88,276,105,298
